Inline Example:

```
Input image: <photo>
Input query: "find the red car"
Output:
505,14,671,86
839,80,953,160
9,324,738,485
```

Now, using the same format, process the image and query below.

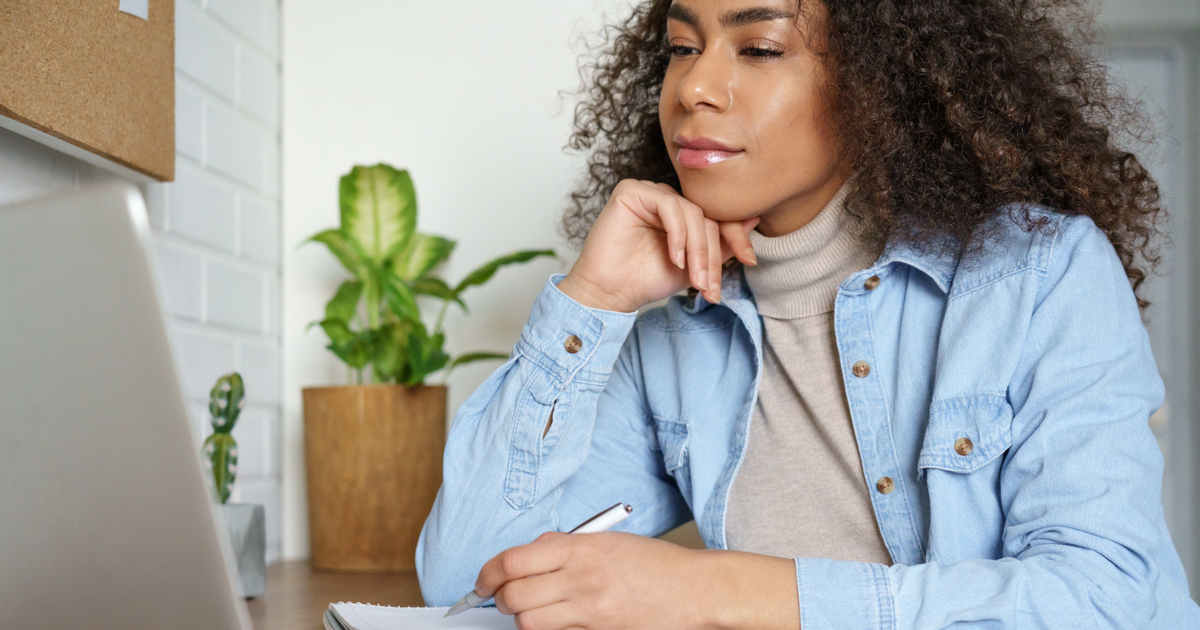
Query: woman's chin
677,184,764,223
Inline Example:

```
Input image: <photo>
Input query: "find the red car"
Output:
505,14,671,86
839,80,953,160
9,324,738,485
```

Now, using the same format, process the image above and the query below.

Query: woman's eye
742,45,784,59
663,42,782,59
667,44,699,57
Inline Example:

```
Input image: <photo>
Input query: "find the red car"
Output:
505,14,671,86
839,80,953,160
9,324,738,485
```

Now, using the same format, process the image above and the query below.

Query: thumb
534,531,570,543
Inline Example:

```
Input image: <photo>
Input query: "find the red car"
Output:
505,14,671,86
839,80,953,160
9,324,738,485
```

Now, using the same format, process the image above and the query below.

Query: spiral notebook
324,602,516,630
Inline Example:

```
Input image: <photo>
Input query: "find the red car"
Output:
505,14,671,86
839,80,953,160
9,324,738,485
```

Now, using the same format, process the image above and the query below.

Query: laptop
0,182,252,630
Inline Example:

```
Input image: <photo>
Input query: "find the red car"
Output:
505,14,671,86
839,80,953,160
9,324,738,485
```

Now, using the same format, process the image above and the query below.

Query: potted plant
303,163,554,572
204,372,266,597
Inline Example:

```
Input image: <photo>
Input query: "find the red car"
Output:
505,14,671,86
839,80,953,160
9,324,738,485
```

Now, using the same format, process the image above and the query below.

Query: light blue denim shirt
418,207,1200,629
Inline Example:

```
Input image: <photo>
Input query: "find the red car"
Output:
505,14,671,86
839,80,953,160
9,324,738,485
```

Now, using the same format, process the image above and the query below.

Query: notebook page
330,602,516,630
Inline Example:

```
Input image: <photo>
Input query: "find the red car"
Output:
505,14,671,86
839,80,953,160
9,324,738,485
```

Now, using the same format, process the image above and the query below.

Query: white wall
0,0,285,562
1101,0,1200,27
280,0,634,559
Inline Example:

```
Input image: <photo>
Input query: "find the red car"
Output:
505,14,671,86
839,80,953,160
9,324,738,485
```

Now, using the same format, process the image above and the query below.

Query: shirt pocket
917,394,1013,481
650,416,693,504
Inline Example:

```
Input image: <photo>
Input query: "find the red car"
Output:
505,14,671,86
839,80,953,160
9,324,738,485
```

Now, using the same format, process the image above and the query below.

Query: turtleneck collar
743,180,878,319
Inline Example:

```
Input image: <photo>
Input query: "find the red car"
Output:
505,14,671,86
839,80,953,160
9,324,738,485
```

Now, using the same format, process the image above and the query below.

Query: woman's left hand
473,531,800,630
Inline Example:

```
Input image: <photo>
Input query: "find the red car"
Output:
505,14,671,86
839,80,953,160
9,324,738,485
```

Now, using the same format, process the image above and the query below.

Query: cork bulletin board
0,0,175,181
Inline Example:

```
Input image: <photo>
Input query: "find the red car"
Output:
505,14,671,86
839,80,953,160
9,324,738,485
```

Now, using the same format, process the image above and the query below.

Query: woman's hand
557,180,759,313
474,532,800,630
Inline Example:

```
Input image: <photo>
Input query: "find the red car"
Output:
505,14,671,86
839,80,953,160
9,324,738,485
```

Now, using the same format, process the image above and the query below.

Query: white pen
444,502,633,617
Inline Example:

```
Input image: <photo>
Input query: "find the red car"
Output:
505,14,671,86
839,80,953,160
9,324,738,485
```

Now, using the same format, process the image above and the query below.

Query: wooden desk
247,562,425,630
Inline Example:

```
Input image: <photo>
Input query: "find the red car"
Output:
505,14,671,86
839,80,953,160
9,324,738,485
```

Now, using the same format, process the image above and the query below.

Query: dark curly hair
563,0,1165,308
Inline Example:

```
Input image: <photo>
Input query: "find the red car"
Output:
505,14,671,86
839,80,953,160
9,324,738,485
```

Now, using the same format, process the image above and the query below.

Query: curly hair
563,0,1165,308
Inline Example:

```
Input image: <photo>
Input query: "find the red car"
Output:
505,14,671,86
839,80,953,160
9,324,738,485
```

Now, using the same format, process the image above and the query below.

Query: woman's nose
676,49,733,113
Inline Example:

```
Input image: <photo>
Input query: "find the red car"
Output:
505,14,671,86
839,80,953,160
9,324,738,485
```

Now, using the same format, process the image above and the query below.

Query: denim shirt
417,207,1200,629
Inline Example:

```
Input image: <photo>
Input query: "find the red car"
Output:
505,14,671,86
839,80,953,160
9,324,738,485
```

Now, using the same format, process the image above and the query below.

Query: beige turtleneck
725,182,892,565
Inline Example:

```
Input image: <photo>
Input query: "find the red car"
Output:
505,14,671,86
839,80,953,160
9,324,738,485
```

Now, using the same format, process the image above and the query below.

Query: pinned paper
119,0,149,20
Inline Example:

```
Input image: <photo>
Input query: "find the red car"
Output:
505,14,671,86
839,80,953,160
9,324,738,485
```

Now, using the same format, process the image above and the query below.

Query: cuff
795,557,895,630
514,274,638,384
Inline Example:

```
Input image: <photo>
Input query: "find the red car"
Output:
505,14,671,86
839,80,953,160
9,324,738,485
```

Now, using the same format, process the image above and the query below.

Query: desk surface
247,561,426,630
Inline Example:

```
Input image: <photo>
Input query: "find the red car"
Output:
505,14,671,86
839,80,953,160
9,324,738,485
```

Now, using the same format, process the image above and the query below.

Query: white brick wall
0,0,283,562
165,0,284,562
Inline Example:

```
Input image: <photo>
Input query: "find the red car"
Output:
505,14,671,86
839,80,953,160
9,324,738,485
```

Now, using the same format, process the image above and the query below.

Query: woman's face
659,0,845,236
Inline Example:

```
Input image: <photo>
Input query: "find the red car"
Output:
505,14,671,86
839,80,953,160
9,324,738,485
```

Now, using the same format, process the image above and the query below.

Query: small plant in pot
204,371,266,597
303,163,554,572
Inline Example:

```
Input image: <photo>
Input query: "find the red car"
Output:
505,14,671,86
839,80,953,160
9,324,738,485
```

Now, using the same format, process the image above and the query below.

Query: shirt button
864,275,881,290
852,361,871,378
564,335,583,354
954,437,974,456
876,477,895,494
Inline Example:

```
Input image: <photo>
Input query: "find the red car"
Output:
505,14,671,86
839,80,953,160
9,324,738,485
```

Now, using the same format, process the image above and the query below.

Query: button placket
833,281,926,565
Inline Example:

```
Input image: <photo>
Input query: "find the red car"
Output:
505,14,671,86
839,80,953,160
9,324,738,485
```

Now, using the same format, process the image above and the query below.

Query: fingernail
699,269,709,289
675,250,685,269
745,250,758,266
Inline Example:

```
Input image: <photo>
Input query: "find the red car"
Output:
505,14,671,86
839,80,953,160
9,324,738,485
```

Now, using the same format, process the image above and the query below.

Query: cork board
0,0,174,181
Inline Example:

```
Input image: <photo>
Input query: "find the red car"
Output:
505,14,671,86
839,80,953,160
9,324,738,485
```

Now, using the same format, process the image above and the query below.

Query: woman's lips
674,136,743,168
677,147,742,167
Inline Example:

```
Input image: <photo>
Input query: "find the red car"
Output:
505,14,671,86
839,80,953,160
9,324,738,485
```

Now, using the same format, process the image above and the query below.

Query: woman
417,0,1200,627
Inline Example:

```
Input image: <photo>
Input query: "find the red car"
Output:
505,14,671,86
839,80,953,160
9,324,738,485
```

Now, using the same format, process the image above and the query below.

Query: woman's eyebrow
665,5,796,28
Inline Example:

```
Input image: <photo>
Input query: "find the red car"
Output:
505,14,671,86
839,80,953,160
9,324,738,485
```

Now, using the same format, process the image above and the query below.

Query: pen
444,502,633,617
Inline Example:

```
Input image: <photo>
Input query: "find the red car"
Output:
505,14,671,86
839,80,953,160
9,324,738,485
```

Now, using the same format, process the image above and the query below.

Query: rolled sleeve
420,275,642,604
514,274,637,385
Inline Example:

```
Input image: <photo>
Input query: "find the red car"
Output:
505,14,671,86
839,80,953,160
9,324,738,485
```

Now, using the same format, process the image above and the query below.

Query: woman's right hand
557,180,760,313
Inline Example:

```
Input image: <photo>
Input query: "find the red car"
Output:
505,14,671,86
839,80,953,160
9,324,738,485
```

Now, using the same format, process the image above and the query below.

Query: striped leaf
393,233,456,281
309,229,370,280
339,164,417,265
383,272,420,321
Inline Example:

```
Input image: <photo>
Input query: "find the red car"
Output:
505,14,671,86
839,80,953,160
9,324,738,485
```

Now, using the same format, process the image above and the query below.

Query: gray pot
219,503,265,598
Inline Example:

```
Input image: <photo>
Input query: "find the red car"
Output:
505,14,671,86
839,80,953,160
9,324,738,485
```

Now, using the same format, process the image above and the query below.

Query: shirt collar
872,237,960,294
719,234,960,306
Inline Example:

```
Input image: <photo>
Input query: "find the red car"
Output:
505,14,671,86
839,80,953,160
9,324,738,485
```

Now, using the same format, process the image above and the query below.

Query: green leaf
412,277,466,311
394,233,456,281
325,281,363,322
453,249,556,295
403,324,449,386
204,432,237,504
449,351,510,367
321,321,371,369
445,351,509,376
339,164,417,266
329,341,370,370
208,372,244,428
308,229,370,280
362,270,384,328
318,318,355,346
383,273,420,321
369,322,410,383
